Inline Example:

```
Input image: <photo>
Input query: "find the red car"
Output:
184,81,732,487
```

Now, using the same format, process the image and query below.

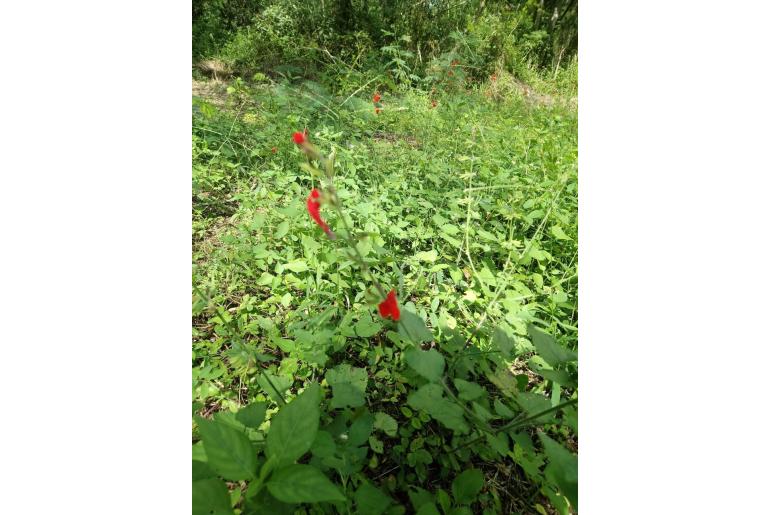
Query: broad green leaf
415,249,438,262
405,348,445,382
236,402,266,429
374,412,398,437
257,373,293,403
195,416,257,481
326,364,368,409
416,504,441,515
550,225,571,240
311,430,336,459
266,383,321,466
453,379,485,401
492,326,515,357
192,460,216,481
451,469,484,504
349,409,375,446
539,432,578,510
408,486,434,512
267,464,346,503
283,259,308,273
354,481,393,515
355,318,382,337
408,384,469,434
528,326,577,366
275,220,290,239
398,310,433,343
193,478,233,515
408,383,443,411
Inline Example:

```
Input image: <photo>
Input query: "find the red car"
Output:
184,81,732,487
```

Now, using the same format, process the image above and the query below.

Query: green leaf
374,412,398,437
193,478,234,515
192,460,216,481
195,416,257,481
349,409,375,446
275,220,290,239
453,379,485,401
492,326,515,357
528,326,577,366
236,402,266,429
311,430,336,459
283,259,308,273
539,432,578,510
414,249,438,262
405,348,445,382
257,373,292,403
354,481,394,515
267,464,346,503
415,504,441,515
326,364,368,409
451,469,484,505
355,318,382,337
408,384,469,434
550,225,571,240
398,310,433,343
266,383,321,466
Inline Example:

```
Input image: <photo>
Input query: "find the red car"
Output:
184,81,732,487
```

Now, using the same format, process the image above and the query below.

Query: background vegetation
193,1,577,513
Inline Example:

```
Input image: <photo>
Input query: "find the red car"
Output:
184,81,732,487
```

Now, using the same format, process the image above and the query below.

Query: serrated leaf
405,348,445,382
266,383,321,466
267,464,346,503
195,416,257,481
451,469,484,504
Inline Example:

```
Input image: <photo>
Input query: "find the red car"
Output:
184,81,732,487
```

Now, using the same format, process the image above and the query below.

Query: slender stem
449,397,578,454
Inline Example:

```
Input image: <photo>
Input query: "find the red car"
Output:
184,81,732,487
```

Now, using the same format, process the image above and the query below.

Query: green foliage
192,59,577,512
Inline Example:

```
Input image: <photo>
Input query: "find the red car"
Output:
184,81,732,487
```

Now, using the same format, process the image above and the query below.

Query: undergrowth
193,73,577,514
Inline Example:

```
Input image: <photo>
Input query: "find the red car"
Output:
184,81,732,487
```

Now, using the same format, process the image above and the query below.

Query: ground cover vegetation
193,1,577,513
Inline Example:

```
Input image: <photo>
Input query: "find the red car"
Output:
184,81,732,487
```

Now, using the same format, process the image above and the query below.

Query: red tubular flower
271,146,278,153
373,92,382,103
292,131,306,145
491,74,497,82
375,107,381,115
378,290,400,321
431,100,437,108
306,189,334,238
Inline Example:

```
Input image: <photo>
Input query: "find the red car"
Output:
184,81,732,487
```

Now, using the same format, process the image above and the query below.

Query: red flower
373,92,382,103
431,100,437,108
378,290,400,321
491,74,497,82
375,107,381,115
448,70,454,77
306,189,334,238
451,59,459,66
271,146,278,153
292,131,306,145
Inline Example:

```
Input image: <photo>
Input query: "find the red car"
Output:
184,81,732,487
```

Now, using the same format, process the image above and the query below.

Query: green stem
449,397,578,454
